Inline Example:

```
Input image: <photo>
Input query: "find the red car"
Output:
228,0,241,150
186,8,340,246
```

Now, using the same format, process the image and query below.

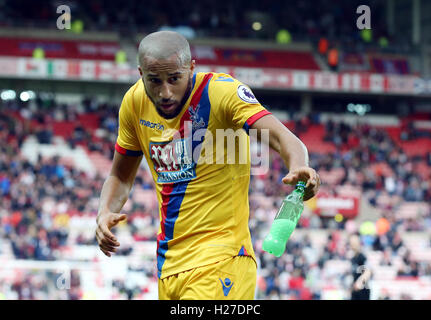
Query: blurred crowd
1,95,431,299
254,229,431,300
320,118,431,204
0,270,81,300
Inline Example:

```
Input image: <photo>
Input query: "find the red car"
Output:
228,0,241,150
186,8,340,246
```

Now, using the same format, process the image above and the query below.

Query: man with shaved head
96,31,320,300
137,31,194,119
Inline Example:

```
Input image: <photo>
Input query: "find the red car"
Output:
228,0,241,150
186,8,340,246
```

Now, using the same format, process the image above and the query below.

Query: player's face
140,55,195,119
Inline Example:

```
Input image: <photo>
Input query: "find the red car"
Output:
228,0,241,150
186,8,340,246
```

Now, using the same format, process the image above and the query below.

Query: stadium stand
1,92,431,299
1,0,431,300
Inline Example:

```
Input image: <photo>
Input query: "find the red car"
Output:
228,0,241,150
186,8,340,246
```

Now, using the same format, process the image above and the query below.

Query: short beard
144,77,193,120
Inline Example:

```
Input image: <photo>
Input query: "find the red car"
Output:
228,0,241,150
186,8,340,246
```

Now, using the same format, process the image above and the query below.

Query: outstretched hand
96,212,127,257
282,166,321,201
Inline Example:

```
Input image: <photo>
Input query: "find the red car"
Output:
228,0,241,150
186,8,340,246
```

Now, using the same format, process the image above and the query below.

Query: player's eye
149,78,161,84
169,76,178,83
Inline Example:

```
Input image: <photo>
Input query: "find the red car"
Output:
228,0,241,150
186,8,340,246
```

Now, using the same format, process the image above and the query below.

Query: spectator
349,234,371,300
1,95,431,299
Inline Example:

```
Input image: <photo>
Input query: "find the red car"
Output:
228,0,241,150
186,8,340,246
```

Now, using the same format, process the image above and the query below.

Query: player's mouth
159,102,176,113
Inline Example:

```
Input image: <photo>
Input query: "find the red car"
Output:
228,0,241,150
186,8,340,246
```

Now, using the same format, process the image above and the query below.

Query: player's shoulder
122,79,145,109
205,72,259,104
124,79,144,99
193,72,241,92
207,72,240,87
204,72,240,97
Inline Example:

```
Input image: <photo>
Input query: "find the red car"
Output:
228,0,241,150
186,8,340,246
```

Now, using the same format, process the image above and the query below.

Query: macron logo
139,119,164,131
219,278,234,297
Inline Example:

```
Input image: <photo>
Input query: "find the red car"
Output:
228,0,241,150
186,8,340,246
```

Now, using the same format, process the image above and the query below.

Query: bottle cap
296,181,306,189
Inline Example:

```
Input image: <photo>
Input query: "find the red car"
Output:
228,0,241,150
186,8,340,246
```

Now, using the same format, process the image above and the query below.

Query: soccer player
96,31,320,300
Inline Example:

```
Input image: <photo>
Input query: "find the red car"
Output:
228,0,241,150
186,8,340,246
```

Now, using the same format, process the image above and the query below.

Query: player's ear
138,66,143,77
189,59,196,75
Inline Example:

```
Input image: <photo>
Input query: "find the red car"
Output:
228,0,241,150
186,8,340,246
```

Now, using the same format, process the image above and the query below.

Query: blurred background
1,0,431,300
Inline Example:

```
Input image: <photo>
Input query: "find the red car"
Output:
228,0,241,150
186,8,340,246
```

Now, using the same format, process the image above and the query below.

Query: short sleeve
215,75,271,134
115,92,143,157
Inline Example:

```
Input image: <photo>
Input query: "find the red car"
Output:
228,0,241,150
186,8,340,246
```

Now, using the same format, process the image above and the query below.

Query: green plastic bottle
262,181,306,257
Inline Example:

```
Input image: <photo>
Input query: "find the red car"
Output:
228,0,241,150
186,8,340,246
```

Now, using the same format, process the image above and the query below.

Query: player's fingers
97,230,119,250
305,173,317,189
96,229,120,247
315,172,321,188
95,230,101,244
307,171,320,191
304,174,321,201
113,213,127,223
98,224,119,244
282,172,298,185
95,228,105,243
99,242,117,254
282,168,320,201
95,229,106,245
295,167,315,188
282,166,315,184
96,237,113,257
303,190,314,201
99,247,111,257
101,225,116,241
108,213,127,228
101,244,117,254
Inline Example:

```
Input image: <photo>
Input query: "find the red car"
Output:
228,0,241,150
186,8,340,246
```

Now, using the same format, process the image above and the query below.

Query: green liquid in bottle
262,181,306,257
262,219,297,257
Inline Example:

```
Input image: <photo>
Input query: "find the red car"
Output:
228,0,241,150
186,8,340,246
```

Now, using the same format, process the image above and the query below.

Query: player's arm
96,151,142,257
250,114,320,201
96,85,144,257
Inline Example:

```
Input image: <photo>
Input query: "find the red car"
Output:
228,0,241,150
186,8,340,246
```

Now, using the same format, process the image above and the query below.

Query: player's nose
159,83,172,100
